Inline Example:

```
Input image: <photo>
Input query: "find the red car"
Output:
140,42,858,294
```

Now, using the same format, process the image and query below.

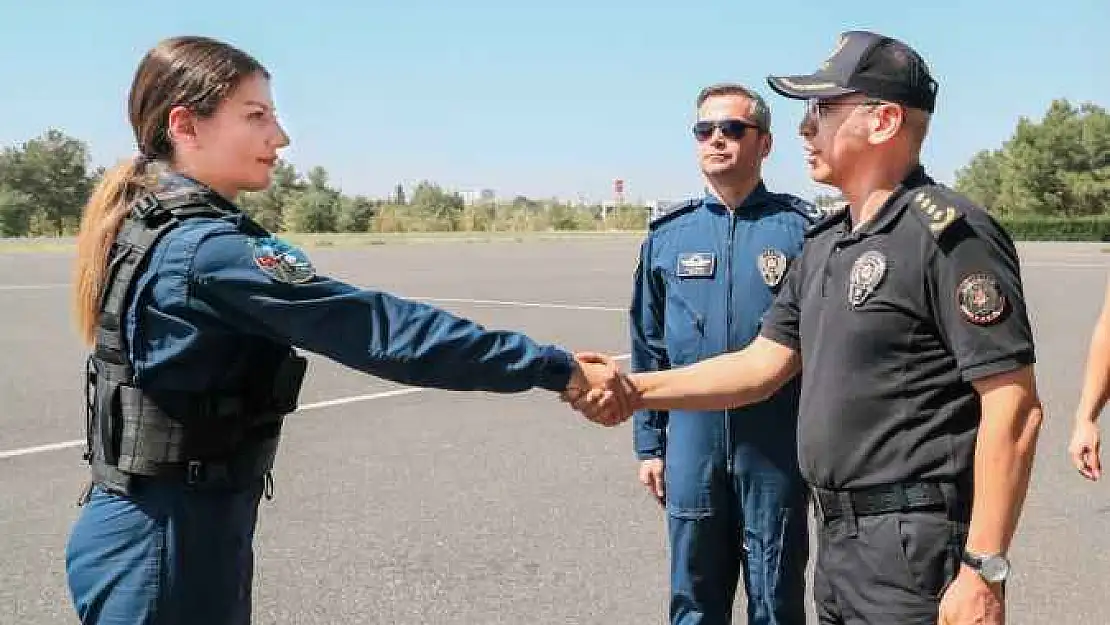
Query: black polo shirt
760,166,1036,490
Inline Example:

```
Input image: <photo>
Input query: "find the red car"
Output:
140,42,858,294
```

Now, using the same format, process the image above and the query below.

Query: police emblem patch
251,236,316,284
676,252,716,278
957,273,1007,325
848,250,886,307
758,248,789,288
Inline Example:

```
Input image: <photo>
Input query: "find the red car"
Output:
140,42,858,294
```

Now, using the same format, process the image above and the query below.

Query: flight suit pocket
663,287,706,365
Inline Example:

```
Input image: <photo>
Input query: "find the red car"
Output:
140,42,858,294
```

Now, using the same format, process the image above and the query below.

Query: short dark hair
695,83,771,132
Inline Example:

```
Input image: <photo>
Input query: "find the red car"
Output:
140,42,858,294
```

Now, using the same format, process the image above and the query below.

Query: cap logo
821,34,850,70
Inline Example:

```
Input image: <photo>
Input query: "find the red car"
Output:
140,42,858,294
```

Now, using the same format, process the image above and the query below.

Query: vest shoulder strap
94,190,231,370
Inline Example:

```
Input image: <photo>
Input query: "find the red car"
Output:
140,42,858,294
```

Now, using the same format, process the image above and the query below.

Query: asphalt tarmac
1,237,1107,624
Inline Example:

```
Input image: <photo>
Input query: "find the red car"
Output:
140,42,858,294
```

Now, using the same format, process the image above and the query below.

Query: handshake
561,352,641,427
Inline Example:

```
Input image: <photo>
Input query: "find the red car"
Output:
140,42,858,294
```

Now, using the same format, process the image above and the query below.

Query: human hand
938,565,1004,625
562,352,636,426
1069,418,1102,481
639,458,665,505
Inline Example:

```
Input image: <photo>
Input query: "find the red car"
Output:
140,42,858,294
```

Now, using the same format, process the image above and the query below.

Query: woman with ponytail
66,35,623,625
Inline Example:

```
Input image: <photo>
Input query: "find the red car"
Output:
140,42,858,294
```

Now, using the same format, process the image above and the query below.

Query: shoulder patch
649,198,700,229
250,236,316,284
910,186,965,238
956,272,1008,325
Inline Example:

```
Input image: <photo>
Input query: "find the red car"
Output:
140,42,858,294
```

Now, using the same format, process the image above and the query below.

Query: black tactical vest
81,187,306,498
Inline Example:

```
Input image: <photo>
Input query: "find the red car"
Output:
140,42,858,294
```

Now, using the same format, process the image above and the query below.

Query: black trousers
813,487,969,624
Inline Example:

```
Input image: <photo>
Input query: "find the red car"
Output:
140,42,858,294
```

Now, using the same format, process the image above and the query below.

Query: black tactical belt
122,435,282,492
814,481,951,519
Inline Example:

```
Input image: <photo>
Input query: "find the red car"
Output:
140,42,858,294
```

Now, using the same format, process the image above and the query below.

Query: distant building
457,188,497,205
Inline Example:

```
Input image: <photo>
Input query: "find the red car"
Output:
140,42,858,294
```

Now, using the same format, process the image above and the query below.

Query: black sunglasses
692,119,762,142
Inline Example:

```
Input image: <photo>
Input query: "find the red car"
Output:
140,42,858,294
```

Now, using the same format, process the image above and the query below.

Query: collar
156,170,242,214
702,180,769,216
844,165,934,237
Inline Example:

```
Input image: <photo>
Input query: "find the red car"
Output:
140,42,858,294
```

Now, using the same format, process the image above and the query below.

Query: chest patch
848,250,887,307
676,252,716,278
957,273,1007,325
251,236,316,284
758,248,789,288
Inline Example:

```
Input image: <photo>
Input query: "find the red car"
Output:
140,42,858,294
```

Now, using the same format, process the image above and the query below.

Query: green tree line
1,98,1106,238
954,99,1110,216
0,132,646,238
236,165,646,235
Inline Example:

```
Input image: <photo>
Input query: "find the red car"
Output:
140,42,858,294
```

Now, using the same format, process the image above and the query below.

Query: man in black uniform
573,30,1045,624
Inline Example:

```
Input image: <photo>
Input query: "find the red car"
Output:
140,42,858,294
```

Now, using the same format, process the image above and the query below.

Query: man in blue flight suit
630,83,820,625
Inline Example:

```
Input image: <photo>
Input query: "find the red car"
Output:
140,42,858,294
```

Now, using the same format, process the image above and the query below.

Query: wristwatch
962,550,1011,583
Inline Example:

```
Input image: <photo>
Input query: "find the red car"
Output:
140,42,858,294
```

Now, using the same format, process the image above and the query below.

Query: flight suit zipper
725,210,738,476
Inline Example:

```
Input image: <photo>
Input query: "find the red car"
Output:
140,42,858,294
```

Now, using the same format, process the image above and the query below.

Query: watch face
981,555,1011,583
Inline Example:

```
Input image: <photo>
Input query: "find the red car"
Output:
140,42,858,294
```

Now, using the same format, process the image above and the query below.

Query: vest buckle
186,460,203,485
131,194,160,220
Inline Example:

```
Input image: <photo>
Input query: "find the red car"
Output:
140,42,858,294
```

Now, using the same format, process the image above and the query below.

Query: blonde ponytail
72,158,152,346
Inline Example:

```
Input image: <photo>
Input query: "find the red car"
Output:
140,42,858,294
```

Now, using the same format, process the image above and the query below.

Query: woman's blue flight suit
65,171,577,625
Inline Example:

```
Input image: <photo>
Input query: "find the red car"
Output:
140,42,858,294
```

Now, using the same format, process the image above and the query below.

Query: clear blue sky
2,0,1106,204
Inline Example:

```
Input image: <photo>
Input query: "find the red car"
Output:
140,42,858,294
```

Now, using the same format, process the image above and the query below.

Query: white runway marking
1023,262,1107,269
0,440,85,459
0,283,70,291
2,258,1107,293
415,296,625,312
0,354,632,461
0,284,632,312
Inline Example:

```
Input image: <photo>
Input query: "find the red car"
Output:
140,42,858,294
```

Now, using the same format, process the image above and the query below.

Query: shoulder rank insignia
650,198,700,229
758,248,789,288
251,236,316,284
848,250,887,307
957,273,1007,325
804,209,848,239
911,187,961,237
787,195,825,223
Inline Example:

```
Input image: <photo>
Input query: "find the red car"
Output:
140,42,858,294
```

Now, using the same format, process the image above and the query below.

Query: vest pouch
92,365,125,467
269,353,308,415
115,384,190,475
114,384,284,480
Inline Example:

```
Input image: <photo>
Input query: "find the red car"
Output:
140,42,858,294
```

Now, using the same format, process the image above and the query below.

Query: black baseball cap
767,31,938,113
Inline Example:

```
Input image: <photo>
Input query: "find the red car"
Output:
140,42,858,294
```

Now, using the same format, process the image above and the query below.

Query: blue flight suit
65,172,575,625
630,183,819,625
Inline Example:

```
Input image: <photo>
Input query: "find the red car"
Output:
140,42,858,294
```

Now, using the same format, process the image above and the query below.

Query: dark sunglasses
692,119,762,142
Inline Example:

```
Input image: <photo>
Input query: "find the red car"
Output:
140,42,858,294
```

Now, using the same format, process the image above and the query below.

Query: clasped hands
562,352,638,426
